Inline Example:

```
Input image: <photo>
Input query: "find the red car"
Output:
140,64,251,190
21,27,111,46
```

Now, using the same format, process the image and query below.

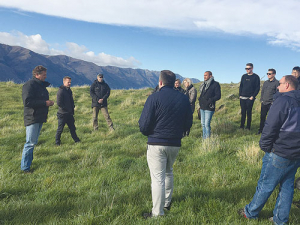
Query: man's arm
102,84,111,100
90,83,99,102
239,75,244,97
139,96,155,136
252,75,261,98
259,98,288,152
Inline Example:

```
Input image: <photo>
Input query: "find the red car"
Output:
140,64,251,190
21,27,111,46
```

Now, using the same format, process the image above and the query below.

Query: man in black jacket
90,74,114,131
257,69,279,134
139,70,193,218
239,63,260,130
55,76,80,145
198,71,221,139
21,65,54,173
239,75,300,225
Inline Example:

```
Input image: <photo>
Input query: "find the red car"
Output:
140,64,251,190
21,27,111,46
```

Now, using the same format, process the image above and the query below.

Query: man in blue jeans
21,65,54,173
238,75,300,225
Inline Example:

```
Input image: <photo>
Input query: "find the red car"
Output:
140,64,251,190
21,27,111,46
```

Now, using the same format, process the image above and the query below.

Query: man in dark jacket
292,66,300,89
55,76,80,145
90,74,114,131
257,69,279,134
239,63,260,130
21,65,54,173
198,71,221,139
139,70,193,219
239,75,300,225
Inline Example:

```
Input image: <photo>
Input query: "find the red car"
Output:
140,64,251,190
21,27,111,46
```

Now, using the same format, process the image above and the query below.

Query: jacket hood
281,90,300,102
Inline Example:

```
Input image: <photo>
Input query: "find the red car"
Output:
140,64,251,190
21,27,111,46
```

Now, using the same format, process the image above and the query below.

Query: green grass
0,81,299,224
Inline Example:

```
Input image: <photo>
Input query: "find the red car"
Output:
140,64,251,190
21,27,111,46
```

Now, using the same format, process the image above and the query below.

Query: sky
0,0,300,84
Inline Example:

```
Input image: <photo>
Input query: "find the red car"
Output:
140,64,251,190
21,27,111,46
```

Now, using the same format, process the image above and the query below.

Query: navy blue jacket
22,77,50,126
259,90,300,159
139,86,193,146
57,85,75,115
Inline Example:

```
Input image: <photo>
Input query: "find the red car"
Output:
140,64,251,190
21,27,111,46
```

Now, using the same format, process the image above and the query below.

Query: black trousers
259,103,271,132
240,99,255,129
55,113,79,144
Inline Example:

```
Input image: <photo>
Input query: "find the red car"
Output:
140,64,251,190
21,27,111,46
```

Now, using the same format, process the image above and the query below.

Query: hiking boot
238,208,248,219
164,202,172,211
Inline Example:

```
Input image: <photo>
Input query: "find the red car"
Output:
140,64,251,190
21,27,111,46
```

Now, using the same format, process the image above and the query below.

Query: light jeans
21,123,43,171
244,152,300,225
200,109,214,139
147,145,180,216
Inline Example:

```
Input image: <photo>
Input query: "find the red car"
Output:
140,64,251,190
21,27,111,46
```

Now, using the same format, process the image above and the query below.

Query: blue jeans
244,152,300,225
200,109,214,139
21,123,43,171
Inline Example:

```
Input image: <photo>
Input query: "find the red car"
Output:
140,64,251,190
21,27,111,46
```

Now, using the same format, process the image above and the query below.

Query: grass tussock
0,81,299,225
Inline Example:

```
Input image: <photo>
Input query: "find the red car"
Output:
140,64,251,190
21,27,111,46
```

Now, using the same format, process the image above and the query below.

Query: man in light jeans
238,75,300,225
139,70,193,218
21,65,54,173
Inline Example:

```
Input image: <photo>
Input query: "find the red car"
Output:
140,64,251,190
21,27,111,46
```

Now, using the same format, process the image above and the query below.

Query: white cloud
1,0,300,50
0,31,141,68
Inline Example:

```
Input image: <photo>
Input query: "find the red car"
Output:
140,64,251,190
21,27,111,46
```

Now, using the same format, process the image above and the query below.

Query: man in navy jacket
239,75,300,225
139,70,193,218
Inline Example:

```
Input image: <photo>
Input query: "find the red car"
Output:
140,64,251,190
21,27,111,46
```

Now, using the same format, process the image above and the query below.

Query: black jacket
57,85,75,115
198,80,221,111
22,77,50,126
259,90,300,159
139,86,193,146
90,80,111,108
239,73,260,98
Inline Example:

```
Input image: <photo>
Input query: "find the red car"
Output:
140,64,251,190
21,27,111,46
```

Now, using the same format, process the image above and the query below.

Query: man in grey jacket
257,68,279,134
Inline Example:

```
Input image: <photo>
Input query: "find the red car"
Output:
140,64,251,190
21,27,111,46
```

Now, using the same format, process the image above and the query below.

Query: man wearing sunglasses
257,69,279,135
239,63,260,130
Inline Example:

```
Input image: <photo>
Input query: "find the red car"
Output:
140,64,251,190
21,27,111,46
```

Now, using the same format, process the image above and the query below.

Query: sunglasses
267,73,273,75
245,68,252,70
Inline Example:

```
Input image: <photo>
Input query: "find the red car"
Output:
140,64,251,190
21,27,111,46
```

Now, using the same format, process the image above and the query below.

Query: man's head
97,73,104,82
159,70,176,88
183,78,192,88
245,63,253,75
63,76,72,88
278,75,298,93
204,71,213,81
292,66,300,78
174,79,181,88
267,69,276,81
32,65,47,81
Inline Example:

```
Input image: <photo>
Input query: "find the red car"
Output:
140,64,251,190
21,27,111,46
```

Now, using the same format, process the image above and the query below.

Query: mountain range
0,43,200,89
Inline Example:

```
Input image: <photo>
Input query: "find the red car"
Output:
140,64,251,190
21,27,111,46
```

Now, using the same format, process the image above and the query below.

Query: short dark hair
284,75,298,90
159,70,175,86
32,65,47,77
246,63,253,68
63,76,71,81
293,66,300,72
268,69,276,74
205,71,212,76
97,73,104,78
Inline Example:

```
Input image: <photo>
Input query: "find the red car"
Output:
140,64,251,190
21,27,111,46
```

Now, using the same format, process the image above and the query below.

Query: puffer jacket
139,86,193,146
90,80,110,108
22,77,50,126
259,90,300,159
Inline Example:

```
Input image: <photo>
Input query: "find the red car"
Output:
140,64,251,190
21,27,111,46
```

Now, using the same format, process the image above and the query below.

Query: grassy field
0,81,299,225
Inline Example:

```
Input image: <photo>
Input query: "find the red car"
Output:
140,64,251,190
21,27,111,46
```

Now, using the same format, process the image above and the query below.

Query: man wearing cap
257,69,279,135
90,74,114,131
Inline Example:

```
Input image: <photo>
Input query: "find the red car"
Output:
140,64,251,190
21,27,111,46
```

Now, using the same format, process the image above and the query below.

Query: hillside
0,43,200,89
0,81,299,224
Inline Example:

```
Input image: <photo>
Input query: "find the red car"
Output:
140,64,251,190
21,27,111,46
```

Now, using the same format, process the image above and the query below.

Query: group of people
21,66,113,172
20,64,300,225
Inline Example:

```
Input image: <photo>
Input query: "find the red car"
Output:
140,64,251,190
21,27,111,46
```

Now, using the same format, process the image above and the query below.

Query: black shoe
164,202,172,211
143,212,153,219
55,142,61,146
75,139,81,143
238,208,248,219
239,126,244,129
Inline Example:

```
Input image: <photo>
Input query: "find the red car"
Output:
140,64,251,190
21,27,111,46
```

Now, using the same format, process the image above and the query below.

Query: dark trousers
259,103,271,132
55,113,79,144
240,99,255,129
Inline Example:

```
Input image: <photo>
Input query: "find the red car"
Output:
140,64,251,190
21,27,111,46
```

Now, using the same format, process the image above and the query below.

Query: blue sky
0,0,300,83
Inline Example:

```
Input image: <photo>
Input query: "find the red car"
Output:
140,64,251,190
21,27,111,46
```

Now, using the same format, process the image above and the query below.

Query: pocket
271,154,290,169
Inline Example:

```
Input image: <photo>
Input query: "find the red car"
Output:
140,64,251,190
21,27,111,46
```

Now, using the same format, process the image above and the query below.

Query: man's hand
98,99,104,104
249,96,254,100
46,100,54,106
